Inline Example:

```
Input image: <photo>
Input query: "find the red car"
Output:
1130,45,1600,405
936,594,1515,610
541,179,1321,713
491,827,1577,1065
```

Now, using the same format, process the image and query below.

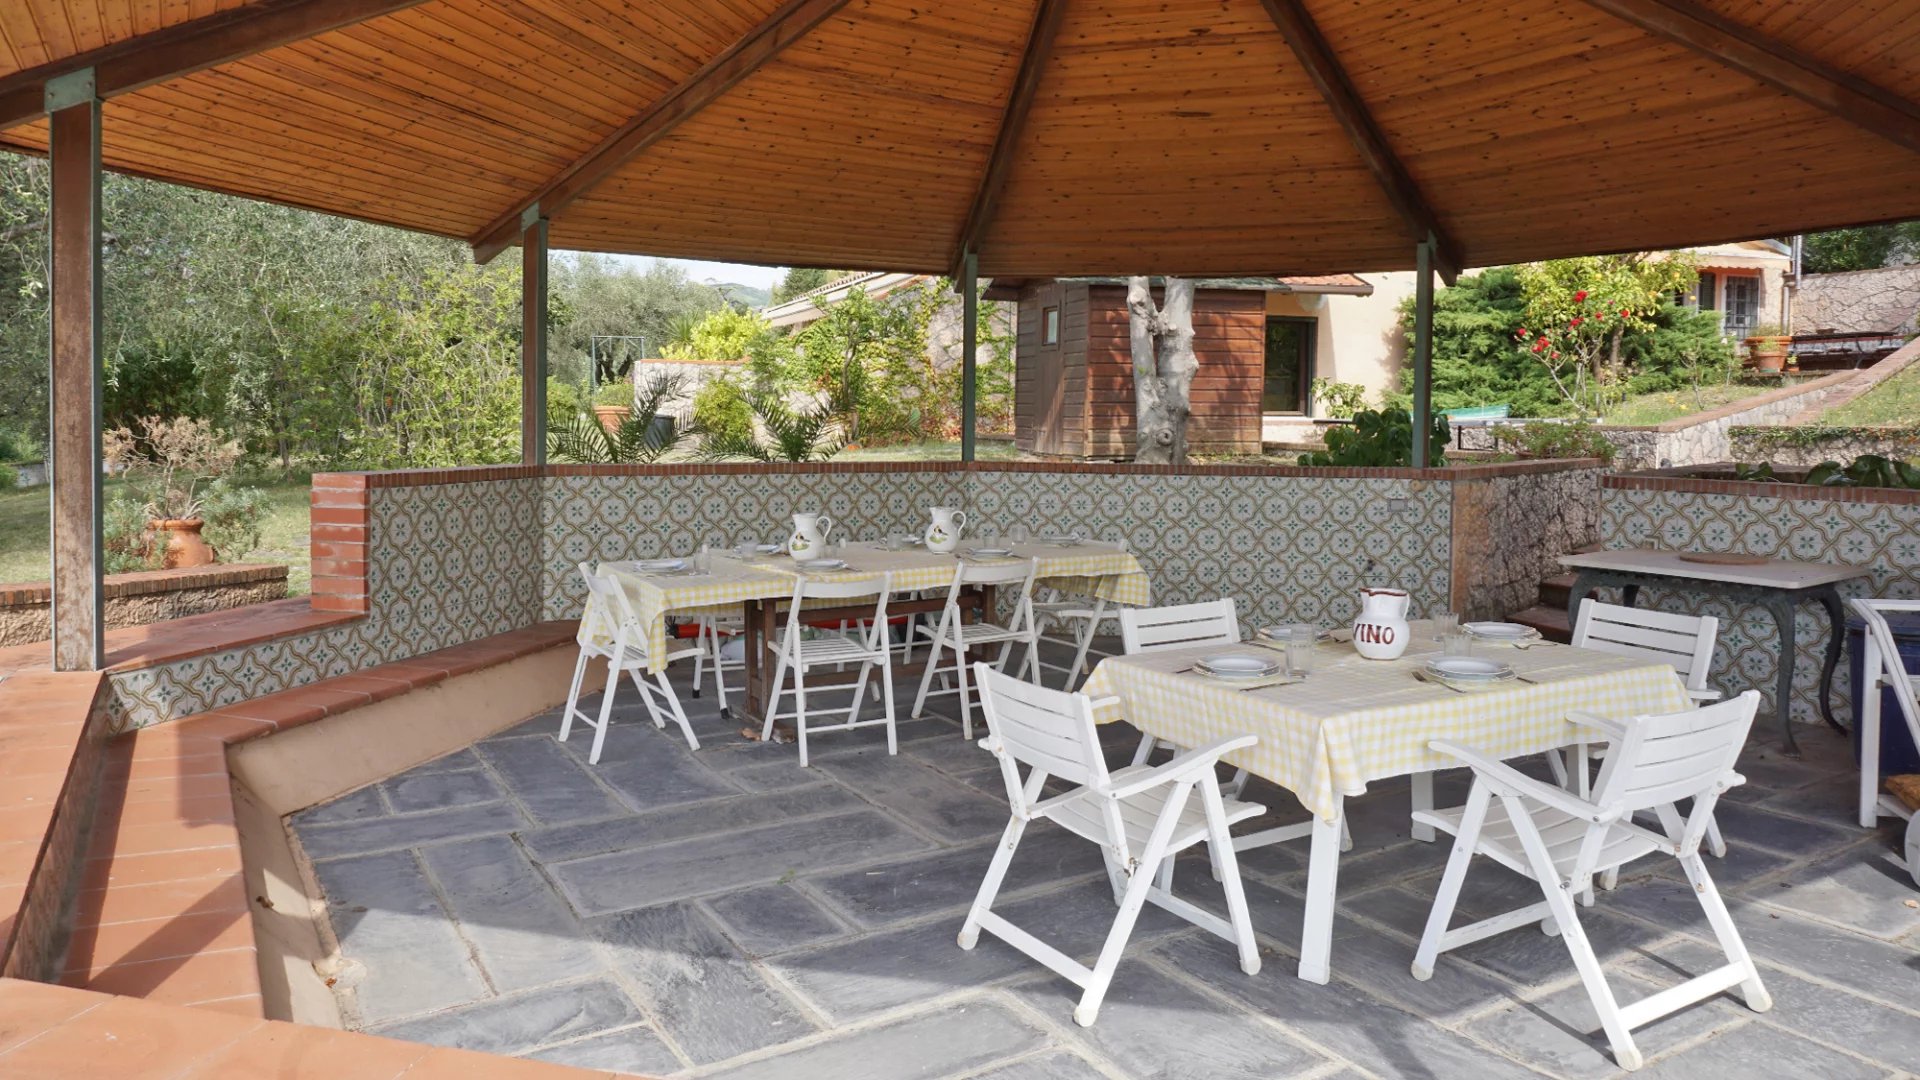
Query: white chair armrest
1567,710,1629,740
1428,739,1619,823
1087,696,1123,712
1686,687,1723,703
1104,734,1258,800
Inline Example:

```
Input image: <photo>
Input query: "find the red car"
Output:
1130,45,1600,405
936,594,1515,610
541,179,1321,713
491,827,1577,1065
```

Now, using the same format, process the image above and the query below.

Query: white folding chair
1849,599,1920,887
691,614,743,713
761,571,896,767
1564,598,1729,861
559,563,703,763
1411,692,1771,1072
960,663,1264,1027
1034,590,1108,690
1119,599,1242,768
911,558,1042,738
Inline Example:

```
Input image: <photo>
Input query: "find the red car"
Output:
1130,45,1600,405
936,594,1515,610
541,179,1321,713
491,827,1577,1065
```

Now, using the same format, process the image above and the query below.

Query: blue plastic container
1848,611,1920,776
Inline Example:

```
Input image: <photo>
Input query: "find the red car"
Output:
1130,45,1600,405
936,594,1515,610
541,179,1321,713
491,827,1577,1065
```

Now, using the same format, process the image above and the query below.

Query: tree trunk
1126,276,1198,465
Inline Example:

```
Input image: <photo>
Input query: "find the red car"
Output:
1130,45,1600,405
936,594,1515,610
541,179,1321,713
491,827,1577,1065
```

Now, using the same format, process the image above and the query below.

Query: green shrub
1310,378,1367,420
200,480,267,561
690,377,754,445
1299,408,1448,467
0,464,17,492
103,497,162,574
546,377,584,423
592,380,634,407
1492,421,1618,464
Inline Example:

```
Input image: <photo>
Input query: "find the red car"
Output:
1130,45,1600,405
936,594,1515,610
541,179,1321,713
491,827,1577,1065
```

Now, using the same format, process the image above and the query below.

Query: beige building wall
1264,272,1415,408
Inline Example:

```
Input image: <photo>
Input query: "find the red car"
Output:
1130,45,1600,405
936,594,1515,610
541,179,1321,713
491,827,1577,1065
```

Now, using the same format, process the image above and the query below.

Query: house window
1722,275,1759,338
1262,317,1316,414
1042,306,1060,345
1695,271,1718,311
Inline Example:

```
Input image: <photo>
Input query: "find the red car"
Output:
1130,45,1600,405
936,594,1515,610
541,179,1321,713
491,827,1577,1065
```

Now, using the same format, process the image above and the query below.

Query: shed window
1042,306,1060,345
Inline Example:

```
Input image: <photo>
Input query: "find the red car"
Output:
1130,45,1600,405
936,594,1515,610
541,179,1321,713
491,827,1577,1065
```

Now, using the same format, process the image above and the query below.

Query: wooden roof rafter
0,0,430,131
951,0,1068,278
1580,0,1920,157
1256,0,1461,283
468,0,857,264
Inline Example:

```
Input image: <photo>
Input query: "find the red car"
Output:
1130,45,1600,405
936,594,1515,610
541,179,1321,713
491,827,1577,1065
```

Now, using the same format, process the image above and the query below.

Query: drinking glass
1432,610,1459,639
1010,523,1031,545
693,542,710,574
1442,629,1473,657
1285,624,1317,678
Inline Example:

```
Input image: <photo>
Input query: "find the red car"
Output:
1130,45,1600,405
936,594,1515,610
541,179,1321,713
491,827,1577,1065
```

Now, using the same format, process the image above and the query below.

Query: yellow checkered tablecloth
1081,631,1693,822
592,540,1149,672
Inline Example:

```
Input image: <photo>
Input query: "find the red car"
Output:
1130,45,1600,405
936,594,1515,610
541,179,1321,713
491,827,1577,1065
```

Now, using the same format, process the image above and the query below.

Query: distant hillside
712,281,771,309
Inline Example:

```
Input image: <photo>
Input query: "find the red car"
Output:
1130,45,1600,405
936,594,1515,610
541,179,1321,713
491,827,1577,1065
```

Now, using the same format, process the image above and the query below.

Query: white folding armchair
559,563,703,763
1849,598,1920,887
1033,590,1108,690
961,663,1264,1027
691,614,743,714
761,572,896,767
1565,598,1729,860
911,558,1042,738
1119,599,1242,769
1411,692,1771,1072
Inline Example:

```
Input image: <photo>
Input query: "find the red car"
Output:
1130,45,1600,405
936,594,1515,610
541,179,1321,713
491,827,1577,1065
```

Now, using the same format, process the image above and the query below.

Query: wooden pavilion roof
2,0,1919,278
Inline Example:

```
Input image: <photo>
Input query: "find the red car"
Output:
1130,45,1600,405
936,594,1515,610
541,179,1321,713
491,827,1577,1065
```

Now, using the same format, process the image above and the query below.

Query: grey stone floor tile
1012,960,1327,1080
311,850,486,1023
807,825,1104,929
518,783,861,864
476,735,629,825
415,835,603,992
1708,801,1859,858
403,747,487,777
1452,905,1674,990
552,808,934,917
705,883,851,958
595,902,815,1066
382,767,505,814
299,800,528,860
1748,841,1920,939
1636,1018,1886,1080
368,977,644,1056
726,759,837,792
813,753,1010,844
1650,840,1793,889
700,999,1048,1080
524,1024,683,1075
1462,968,1743,1080
294,784,388,825
965,1050,1112,1080
1154,934,1547,1080
1272,837,1450,897
588,745,745,815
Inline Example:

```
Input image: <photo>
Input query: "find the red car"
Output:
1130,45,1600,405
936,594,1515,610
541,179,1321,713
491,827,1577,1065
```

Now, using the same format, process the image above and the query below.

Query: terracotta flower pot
150,518,216,569
1744,335,1790,372
593,404,632,434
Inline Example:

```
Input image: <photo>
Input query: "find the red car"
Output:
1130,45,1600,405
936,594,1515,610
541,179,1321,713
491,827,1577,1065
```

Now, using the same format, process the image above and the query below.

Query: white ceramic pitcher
924,506,966,554
1352,586,1411,660
788,511,834,559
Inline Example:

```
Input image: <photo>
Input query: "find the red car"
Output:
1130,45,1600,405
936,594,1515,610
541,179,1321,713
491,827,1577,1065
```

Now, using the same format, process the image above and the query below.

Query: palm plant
547,373,690,463
698,389,846,463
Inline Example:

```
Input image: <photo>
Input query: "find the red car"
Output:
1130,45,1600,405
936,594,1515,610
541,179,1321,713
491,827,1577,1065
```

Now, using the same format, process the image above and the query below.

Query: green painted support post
521,206,548,465
1411,233,1436,469
960,248,979,463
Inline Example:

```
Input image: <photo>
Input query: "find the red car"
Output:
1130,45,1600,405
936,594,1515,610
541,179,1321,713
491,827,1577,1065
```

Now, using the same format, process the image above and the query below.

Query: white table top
1558,547,1869,590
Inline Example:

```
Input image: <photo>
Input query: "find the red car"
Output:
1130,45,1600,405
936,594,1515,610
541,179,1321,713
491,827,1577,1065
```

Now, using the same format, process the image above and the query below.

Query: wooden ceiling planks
2,0,1919,276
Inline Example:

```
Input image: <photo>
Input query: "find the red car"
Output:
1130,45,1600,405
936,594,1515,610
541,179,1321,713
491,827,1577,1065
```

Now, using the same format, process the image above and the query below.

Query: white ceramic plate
970,547,1014,558
1464,621,1535,639
755,543,784,555
635,558,687,573
796,558,848,571
1426,657,1514,680
1258,626,1333,644
1039,534,1080,545
1197,653,1284,678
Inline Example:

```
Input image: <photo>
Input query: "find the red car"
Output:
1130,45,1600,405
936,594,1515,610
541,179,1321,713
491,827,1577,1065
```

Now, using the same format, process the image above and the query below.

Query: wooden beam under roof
0,0,429,132
469,0,856,264
1582,0,1920,157
1256,0,1461,282
952,0,1067,277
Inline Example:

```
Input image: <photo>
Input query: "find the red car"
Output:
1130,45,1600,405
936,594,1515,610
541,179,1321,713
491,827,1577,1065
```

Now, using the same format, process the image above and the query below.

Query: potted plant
1743,323,1791,373
592,380,636,434
103,416,242,569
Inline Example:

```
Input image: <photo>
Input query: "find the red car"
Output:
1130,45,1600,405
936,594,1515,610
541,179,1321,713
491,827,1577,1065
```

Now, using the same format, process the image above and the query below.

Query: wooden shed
999,277,1372,459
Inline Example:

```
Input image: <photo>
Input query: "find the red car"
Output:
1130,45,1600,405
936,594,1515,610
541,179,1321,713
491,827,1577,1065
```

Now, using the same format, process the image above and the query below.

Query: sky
586,252,783,290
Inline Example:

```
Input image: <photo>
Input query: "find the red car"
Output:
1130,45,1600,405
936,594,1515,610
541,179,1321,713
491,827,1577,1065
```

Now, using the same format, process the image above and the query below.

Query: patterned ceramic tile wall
963,469,1453,632
1600,484,1920,724
107,478,542,729
540,470,964,620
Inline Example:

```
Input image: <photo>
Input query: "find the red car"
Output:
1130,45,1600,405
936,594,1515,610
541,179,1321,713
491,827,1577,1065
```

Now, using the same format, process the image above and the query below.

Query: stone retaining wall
0,564,289,646
1727,426,1920,467
1599,370,1857,470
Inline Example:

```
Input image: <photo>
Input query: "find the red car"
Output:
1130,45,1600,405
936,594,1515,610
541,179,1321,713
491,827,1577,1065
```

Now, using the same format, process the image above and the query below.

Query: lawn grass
1819,360,1920,427
839,439,1024,462
1600,380,1801,426
0,474,313,593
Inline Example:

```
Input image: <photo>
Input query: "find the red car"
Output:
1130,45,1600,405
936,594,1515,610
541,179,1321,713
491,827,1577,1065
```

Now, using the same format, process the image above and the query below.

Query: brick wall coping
0,598,362,681
1597,368,1859,433
0,671,106,973
0,563,288,607
1605,466,1920,506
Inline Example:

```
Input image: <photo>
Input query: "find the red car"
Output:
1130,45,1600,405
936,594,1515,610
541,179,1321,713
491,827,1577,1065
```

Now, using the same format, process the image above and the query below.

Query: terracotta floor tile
0,724,88,753
73,946,261,1006
98,819,240,859
81,847,244,890
0,992,260,1079
321,674,414,704
0,777,65,814
4,745,85,779
114,772,237,806
64,907,256,977
402,1045,617,1080
0,842,41,887
0,979,106,1056
73,873,250,929
171,713,276,746
186,994,265,1019
0,803,61,844
207,695,327,730
109,752,231,784
183,1021,427,1079
362,662,450,688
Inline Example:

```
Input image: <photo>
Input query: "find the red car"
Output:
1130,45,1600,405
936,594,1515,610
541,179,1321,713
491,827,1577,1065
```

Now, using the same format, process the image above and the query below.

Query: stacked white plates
796,558,849,572
1039,534,1080,546
634,558,687,573
755,543,784,555
969,547,1015,559
1423,656,1516,691
1195,652,1285,680
1463,621,1540,644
